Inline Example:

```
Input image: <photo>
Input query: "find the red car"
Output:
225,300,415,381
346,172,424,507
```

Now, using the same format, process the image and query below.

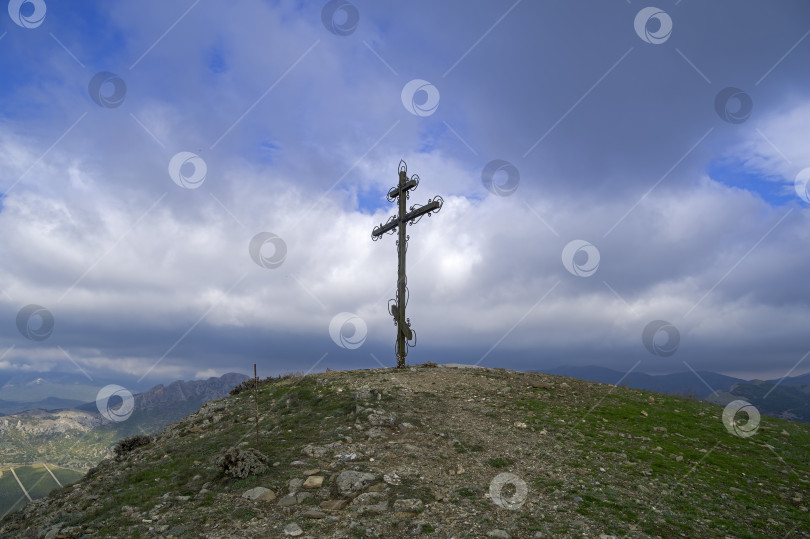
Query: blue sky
2,0,810,395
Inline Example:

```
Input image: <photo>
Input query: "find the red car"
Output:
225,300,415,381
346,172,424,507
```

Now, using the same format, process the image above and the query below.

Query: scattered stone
514,421,527,429
290,460,307,466
278,494,298,507
366,427,388,438
487,530,510,538
653,426,667,432
302,468,320,476
242,487,276,502
675,455,684,462
302,509,326,519
383,473,401,485
529,380,554,389
319,499,349,511
559,383,570,389
640,410,648,417
573,496,583,502
283,523,303,536
303,476,324,488
781,430,790,436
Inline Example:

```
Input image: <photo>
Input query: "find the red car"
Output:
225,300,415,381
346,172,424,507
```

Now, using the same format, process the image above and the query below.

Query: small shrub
113,434,152,457
421,362,438,368
215,447,268,479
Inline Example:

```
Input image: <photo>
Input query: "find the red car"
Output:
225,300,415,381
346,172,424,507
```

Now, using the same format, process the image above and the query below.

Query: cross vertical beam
372,161,443,368
396,167,408,367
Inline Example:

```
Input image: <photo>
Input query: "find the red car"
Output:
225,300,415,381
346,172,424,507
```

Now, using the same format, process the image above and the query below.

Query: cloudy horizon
2,1,810,396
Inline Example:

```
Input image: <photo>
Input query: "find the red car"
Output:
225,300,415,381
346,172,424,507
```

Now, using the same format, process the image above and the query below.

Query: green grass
0,465,83,517
515,387,810,538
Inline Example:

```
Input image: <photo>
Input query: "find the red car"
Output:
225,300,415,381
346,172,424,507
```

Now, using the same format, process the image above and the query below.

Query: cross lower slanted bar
372,161,443,368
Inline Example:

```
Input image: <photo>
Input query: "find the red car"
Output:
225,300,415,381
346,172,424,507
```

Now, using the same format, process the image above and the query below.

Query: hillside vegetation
1,364,807,538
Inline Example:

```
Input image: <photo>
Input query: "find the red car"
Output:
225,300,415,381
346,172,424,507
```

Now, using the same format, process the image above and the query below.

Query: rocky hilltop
1,364,808,538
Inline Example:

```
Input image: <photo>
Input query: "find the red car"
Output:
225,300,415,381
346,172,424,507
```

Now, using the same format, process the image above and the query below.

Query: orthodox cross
372,161,443,368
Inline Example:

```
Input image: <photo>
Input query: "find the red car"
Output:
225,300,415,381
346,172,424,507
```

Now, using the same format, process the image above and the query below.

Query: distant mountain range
545,365,810,423
0,372,250,468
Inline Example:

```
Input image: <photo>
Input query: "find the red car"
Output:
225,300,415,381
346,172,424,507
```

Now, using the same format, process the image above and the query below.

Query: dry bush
113,434,152,457
215,447,269,479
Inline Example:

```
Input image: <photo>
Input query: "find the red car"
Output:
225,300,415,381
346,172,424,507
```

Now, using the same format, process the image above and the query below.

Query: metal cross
372,161,443,368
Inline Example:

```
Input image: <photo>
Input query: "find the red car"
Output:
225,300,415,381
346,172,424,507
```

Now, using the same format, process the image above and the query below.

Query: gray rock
487,531,510,538
278,494,298,507
283,522,303,536
288,478,304,493
366,426,387,438
351,492,385,506
336,470,377,495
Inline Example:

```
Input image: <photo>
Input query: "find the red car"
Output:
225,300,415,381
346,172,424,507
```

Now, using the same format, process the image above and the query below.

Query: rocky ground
1,363,808,538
